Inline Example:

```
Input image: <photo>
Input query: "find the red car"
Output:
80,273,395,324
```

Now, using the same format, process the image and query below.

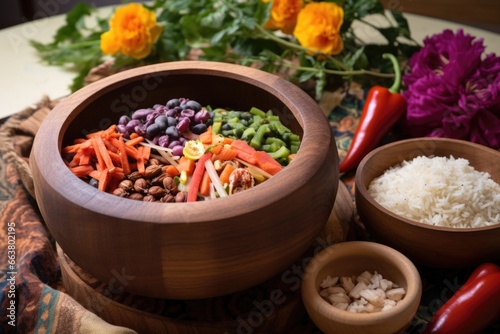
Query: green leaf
53,2,93,43
343,47,365,69
389,10,411,38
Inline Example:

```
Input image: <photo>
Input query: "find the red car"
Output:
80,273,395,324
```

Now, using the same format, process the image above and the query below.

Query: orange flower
293,2,344,56
100,3,162,59
263,0,304,34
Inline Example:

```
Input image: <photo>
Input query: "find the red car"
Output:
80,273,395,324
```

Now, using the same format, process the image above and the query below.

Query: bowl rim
302,241,422,325
355,137,500,233
33,61,336,223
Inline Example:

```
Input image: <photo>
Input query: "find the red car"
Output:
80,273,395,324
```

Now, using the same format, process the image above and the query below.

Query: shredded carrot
94,135,115,171
199,170,212,197
230,139,258,164
73,138,87,144
130,132,140,140
70,165,94,178
254,151,282,175
213,145,238,161
136,146,146,175
105,124,118,137
90,136,106,171
177,156,196,176
62,123,153,192
209,144,223,155
115,137,131,175
141,145,151,160
98,169,111,192
89,170,101,180
79,147,93,165
126,136,144,147
199,126,213,145
164,165,180,177
219,163,236,185
222,137,234,145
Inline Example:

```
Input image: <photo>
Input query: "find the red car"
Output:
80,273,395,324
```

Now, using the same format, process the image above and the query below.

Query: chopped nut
143,195,156,202
327,292,351,305
148,186,166,198
320,275,339,288
118,179,133,192
349,282,368,299
319,270,406,314
163,177,178,193
341,276,356,293
112,187,128,197
127,171,143,182
161,194,176,203
386,288,406,301
128,193,144,201
359,288,385,307
144,165,162,179
133,178,148,194
175,192,186,203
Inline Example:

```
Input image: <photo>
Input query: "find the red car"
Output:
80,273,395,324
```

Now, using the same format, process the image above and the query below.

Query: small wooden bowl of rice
355,137,500,268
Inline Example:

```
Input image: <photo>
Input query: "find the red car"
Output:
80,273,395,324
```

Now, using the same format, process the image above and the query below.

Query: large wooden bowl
301,241,422,334
30,61,339,299
355,137,500,268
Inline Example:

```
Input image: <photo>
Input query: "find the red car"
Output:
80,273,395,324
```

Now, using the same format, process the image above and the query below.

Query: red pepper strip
422,266,500,334
187,152,212,202
339,53,407,173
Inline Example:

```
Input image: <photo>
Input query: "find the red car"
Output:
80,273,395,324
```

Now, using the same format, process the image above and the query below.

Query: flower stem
253,24,350,71
279,61,394,78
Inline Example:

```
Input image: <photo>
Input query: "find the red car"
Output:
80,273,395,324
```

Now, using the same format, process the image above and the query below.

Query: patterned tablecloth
0,83,499,333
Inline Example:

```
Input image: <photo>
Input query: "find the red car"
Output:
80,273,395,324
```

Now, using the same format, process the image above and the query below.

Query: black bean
167,116,177,127
165,126,179,138
166,98,180,109
191,123,207,134
154,115,168,131
147,123,161,137
185,100,202,112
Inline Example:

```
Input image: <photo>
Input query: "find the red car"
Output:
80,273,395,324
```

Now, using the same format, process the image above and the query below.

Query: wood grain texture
56,183,354,333
355,138,500,268
30,61,340,300
301,241,422,334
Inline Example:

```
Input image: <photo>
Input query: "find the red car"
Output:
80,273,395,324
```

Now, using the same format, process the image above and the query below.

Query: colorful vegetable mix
422,263,500,334
63,99,300,202
338,53,407,173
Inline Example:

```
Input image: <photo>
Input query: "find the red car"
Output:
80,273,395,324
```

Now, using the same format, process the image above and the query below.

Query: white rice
367,155,500,228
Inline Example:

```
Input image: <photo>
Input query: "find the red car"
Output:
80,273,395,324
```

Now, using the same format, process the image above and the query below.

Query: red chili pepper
338,53,407,174
422,263,500,334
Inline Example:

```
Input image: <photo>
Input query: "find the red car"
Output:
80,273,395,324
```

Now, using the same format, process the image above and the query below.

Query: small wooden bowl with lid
30,61,339,299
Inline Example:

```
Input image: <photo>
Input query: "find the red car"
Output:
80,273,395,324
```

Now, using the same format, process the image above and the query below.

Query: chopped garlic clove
320,275,339,288
386,288,406,301
341,276,356,293
349,282,368,299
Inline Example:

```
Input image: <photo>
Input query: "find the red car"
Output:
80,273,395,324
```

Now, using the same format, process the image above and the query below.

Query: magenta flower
403,29,500,149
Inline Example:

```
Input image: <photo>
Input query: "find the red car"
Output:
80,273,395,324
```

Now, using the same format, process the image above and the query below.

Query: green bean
250,107,266,118
250,124,270,149
241,127,256,141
